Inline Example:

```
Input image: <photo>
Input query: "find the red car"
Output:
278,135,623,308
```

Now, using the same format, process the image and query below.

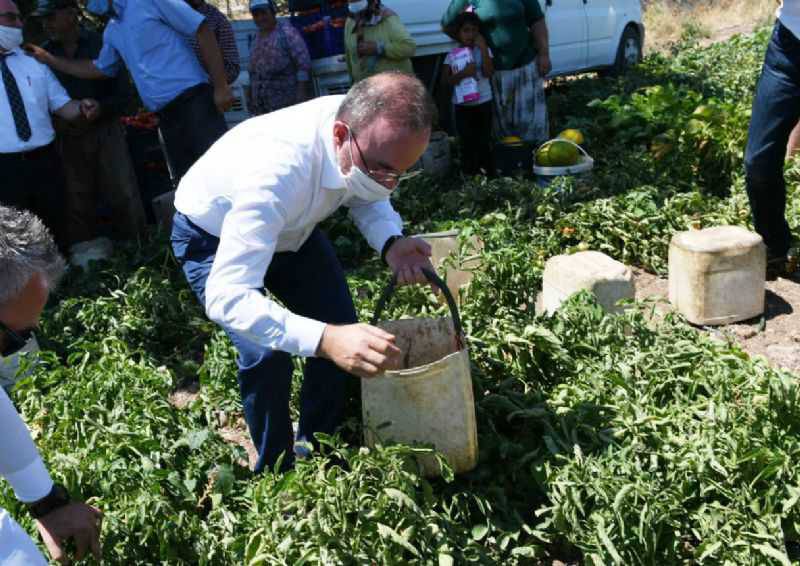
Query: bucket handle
371,267,465,350
535,138,591,160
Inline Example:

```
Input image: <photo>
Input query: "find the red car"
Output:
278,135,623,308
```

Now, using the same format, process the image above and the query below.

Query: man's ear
332,121,349,150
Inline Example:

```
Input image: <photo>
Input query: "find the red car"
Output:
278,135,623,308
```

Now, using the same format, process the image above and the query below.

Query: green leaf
471,524,489,541
377,523,420,557
753,544,791,566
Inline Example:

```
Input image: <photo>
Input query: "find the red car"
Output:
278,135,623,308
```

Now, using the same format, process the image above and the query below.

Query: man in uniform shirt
26,0,235,182
0,0,98,247
36,0,146,246
745,0,800,274
186,0,241,85
171,72,436,473
0,206,102,564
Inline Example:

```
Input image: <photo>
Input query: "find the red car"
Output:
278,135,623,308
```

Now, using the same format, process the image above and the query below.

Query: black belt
158,83,211,117
0,142,54,162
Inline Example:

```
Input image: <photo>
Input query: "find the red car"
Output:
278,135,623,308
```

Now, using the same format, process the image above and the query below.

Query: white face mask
0,25,23,52
0,334,40,391
349,0,368,13
340,129,393,202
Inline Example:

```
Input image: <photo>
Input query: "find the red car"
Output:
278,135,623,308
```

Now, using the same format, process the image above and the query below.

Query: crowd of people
3,0,798,561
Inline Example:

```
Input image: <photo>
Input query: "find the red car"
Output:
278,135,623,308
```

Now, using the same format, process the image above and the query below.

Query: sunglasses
0,320,35,357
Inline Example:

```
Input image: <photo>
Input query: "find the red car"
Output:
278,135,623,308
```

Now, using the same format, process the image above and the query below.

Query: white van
224,0,644,127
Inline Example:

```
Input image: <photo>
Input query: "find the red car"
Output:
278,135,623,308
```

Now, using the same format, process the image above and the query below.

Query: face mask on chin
0,25,23,52
339,129,393,202
0,334,40,391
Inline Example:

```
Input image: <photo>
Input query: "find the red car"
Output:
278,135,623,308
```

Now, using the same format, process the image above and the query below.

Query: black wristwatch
381,235,403,264
27,483,71,519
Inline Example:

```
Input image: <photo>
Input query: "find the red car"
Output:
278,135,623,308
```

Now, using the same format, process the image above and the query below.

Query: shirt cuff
368,222,403,254
284,313,327,358
6,458,53,503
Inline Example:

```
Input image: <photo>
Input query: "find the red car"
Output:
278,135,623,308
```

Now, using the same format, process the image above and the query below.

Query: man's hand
357,40,378,57
385,237,434,286
213,83,234,114
22,43,53,65
35,502,103,564
317,323,402,378
537,53,552,78
79,98,100,122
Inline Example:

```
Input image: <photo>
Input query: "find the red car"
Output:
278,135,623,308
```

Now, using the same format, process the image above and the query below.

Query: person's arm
282,23,313,102
444,61,477,85
0,388,102,563
202,182,401,377
153,0,234,112
477,36,494,77
522,0,550,76
372,16,415,61
196,22,234,112
23,44,109,79
216,12,241,84
531,19,551,76
347,199,433,286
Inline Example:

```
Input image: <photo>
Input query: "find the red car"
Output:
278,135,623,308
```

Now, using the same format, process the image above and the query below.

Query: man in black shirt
35,0,145,246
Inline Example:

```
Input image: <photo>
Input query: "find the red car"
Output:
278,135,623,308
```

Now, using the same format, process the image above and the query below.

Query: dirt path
634,268,800,374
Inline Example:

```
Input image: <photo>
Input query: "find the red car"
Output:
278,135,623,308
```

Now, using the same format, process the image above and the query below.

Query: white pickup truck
224,0,644,127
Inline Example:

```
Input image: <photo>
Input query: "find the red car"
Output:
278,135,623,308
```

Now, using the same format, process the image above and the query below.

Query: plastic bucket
362,268,478,477
493,140,533,178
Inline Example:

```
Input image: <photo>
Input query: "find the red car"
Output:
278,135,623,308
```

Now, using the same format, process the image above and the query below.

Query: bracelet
381,235,403,264
27,483,71,519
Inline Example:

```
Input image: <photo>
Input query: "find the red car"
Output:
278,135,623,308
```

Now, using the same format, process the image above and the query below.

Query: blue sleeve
152,0,206,37
93,35,121,77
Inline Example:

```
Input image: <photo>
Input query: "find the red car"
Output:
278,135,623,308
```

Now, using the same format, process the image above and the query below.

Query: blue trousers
170,212,357,473
744,21,800,256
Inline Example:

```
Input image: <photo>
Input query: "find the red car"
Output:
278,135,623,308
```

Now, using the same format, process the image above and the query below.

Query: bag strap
371,267,465,350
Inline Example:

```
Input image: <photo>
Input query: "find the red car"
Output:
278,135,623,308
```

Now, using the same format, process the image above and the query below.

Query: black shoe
766,248,799,280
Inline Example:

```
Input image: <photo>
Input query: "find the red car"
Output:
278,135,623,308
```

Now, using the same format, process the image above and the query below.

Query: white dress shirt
174,95,404,357
0,47,71,154
0,387,53,504
779,0,800,39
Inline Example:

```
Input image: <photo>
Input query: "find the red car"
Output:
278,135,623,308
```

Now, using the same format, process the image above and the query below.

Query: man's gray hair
0,206,65,306
336,71,437,134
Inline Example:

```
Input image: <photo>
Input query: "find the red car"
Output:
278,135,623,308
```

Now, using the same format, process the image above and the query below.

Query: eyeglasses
349,129,407,188
0,320,34,357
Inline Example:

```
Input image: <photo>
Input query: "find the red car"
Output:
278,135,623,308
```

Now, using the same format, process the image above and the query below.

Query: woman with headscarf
344,0,416,83
442,0,550,144
247,0,312,115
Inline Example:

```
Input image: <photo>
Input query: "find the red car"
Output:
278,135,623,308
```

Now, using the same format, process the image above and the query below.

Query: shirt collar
321,110,345,190
112,0,127,18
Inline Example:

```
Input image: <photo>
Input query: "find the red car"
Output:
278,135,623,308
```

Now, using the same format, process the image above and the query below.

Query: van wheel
602,26,641,77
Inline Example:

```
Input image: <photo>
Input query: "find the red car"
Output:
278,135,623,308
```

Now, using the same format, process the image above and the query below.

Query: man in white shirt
0,206,102,564
745,0,800,275
0,0,96,247
171,71,436,472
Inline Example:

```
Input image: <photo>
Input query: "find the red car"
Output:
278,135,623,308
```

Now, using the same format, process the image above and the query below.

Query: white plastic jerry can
669,225,766,325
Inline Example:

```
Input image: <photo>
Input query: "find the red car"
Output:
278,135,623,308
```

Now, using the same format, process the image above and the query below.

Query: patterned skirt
490,59,549,144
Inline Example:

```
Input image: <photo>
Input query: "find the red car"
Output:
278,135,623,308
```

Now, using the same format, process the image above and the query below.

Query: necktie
0,54,32,142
